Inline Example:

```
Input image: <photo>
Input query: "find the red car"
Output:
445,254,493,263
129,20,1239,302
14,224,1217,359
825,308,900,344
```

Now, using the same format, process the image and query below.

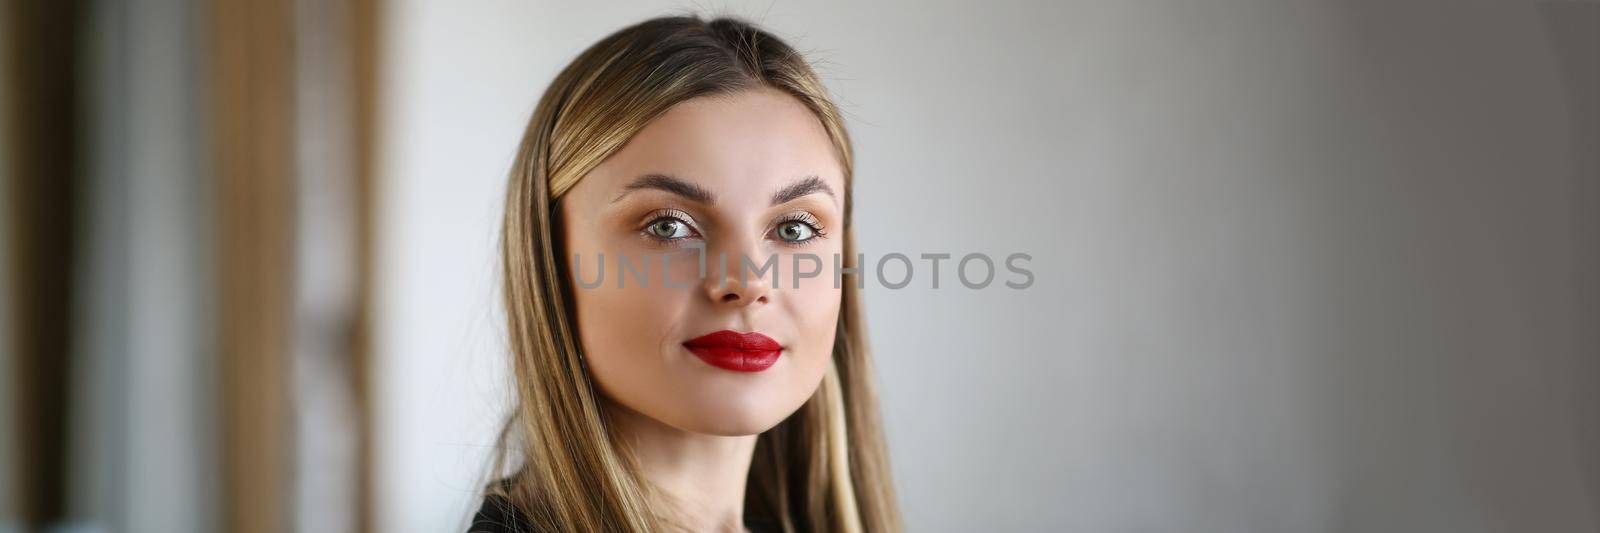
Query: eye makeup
637,207,701,244
630,205,832,248
770,210,827,247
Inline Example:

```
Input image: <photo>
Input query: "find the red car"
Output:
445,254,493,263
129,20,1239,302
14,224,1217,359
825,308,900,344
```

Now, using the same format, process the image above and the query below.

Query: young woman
469,15,901,533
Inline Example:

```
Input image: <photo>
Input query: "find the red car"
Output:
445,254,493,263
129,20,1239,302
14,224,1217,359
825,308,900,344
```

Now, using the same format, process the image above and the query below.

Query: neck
607,403,758,533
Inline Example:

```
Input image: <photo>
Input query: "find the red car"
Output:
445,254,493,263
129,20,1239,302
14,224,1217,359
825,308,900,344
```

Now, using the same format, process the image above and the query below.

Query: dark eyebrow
612,173,715,204
770,176,835,207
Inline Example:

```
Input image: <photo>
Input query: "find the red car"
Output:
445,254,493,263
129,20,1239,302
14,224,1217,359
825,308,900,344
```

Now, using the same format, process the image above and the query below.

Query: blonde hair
490,14,901,532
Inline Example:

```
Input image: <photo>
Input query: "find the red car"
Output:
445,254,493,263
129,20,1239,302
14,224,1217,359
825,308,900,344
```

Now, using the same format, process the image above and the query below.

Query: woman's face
558,87,846,436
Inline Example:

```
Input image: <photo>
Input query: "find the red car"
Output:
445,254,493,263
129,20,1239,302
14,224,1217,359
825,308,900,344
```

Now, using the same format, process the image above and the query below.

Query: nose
701,244,772,308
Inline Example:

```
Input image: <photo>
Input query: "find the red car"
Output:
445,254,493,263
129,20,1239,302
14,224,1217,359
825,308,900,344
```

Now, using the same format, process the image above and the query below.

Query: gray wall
375,1,1600,531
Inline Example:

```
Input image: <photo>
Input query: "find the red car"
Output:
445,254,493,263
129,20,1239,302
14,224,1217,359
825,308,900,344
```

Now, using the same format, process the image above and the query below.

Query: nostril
721,292,740,303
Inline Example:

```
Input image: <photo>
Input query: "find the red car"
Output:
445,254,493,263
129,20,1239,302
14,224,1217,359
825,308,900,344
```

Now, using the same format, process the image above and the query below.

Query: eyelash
639,208,701,244
771,212,828,247
636,209,829,246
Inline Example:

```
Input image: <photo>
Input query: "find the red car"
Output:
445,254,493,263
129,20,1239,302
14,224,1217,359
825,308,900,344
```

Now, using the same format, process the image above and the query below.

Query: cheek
779,251,845,378
569,246,698,336
563,236,695,401
569,272,698,417
573,284,674,355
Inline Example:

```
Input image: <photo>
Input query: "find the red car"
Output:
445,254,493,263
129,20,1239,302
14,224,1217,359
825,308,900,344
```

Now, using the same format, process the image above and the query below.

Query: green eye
640,209,699,243
647,218,691,239
775,220,815,242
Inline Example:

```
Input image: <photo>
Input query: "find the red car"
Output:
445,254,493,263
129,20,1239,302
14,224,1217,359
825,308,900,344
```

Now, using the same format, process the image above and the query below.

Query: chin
682,418,777,437
668,388,807,436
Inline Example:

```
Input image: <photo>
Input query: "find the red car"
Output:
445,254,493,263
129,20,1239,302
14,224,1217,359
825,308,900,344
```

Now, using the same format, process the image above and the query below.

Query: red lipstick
683,330,782,372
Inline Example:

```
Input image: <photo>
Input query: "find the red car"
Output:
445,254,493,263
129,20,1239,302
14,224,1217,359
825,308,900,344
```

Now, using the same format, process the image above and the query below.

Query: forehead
581,87,845,204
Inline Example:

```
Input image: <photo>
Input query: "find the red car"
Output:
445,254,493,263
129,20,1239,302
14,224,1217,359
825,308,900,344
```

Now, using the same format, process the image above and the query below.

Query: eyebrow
610,173,836,207
612,173,715,204
769,175,836,207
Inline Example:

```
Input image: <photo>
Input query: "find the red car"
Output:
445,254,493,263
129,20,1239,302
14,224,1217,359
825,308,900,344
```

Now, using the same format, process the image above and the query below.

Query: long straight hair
491,15,901,532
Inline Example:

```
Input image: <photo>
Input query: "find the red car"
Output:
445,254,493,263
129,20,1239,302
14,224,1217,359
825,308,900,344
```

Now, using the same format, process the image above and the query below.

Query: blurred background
3,1,1597,532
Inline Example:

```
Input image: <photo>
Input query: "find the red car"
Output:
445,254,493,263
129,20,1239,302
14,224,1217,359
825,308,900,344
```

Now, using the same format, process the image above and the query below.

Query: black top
467,494,782,533
467,495,534,533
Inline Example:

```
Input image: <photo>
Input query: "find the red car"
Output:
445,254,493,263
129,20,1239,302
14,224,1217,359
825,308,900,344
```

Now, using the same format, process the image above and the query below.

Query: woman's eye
646,218,693,240
775,220,816,243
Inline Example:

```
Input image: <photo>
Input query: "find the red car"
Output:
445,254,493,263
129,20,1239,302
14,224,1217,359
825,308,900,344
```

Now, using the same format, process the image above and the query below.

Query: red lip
683,330,782,372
